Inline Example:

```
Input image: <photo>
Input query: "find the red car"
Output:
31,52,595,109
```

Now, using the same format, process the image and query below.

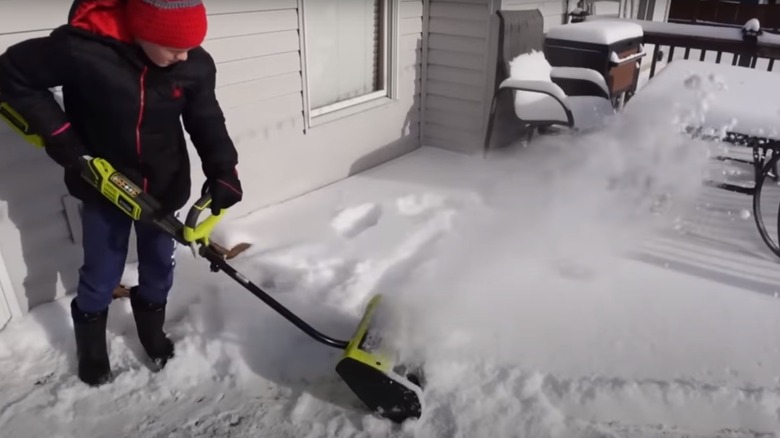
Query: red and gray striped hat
126,0,207,49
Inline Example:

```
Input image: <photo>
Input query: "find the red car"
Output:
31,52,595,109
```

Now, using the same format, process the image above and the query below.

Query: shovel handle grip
183,194,225,245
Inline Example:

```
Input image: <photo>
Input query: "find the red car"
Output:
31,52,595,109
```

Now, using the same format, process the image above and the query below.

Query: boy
0,0,243,386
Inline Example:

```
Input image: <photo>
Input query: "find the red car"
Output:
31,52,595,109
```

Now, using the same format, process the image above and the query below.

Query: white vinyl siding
210,0,423,217
421,0,494,153
0,0,74,318
501,0,567,30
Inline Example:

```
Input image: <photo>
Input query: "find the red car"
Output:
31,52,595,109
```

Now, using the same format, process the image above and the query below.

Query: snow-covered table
633,59,780,140
626,59,780,257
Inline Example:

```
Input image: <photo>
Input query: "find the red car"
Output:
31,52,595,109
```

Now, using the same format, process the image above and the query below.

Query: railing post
739,18,762,68
649,44,660,78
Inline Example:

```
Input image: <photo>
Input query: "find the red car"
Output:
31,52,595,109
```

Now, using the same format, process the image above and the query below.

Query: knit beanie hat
126,0,208,49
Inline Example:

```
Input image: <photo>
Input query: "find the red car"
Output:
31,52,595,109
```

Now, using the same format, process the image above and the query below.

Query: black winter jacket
0,0,239,214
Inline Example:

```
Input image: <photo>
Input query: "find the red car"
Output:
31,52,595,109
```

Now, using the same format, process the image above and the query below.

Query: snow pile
508,50,554,108
743,18,761,34
547,20,644,45
507,51,575,123
509,50,552,80
331,203,383,238
0,71,778,437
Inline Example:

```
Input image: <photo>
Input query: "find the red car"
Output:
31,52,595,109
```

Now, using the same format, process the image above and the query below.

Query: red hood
69,0,134,44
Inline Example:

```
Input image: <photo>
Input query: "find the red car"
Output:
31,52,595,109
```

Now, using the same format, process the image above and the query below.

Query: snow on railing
644,18,780,78
586,16,780,79
666,0,780,32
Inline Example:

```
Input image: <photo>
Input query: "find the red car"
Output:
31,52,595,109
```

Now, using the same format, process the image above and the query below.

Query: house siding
0,0,424,319
208,0,424,217
421,0,495,153
501,0,567,29
0,0,74,321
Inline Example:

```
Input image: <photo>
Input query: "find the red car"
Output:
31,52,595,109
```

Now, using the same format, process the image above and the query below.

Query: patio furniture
484,10,618,152
627,59,780,258
544,19,646,107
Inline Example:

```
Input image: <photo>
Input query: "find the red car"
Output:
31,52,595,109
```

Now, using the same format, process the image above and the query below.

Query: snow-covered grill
543,20,645,99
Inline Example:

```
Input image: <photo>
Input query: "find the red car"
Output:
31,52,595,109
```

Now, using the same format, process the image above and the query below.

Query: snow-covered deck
625,59,780,297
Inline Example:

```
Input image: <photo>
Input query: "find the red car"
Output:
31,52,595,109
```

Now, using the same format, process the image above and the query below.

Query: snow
506,51,569,123
331,203,383,238
744,18,762,34
632,59,780,140
505,51,615,130
4,65,780,436
587,16,780,47
500,50,612,129
546,20,643,45
509,51,554,91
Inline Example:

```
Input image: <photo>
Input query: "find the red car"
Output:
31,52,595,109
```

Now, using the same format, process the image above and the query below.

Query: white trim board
0,246,23,325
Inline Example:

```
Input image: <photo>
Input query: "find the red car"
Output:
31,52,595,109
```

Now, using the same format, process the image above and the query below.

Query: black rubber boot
70,299,113,386
129,287,174,370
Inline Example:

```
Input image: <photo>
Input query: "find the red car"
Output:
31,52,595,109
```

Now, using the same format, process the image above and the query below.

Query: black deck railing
667,0,780,32
640,19,780,79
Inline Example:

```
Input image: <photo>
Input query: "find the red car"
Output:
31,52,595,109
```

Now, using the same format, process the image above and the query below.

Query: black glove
44,125,88,170
202,169,243,215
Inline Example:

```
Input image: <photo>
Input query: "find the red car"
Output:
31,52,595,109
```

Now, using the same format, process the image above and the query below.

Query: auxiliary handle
183,193,225,247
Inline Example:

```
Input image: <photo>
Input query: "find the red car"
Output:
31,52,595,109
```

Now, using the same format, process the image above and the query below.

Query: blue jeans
75,200,177,314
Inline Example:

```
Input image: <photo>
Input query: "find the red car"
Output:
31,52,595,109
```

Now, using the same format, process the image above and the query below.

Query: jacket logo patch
172,85,183,99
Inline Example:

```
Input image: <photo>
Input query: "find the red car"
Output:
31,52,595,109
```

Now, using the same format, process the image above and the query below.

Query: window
301,0,398,125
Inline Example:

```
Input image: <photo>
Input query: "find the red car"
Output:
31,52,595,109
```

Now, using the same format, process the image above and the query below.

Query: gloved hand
202,169,243,215
44,125,89,170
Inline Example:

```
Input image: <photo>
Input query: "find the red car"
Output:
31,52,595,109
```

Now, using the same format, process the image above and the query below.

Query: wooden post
738,20,761,68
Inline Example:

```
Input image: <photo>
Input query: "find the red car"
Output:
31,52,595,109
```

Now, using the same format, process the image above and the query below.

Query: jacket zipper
136,66,148,192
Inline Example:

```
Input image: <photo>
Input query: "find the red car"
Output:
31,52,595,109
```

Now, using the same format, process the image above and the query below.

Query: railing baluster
640,26,780,81
650,44,660,78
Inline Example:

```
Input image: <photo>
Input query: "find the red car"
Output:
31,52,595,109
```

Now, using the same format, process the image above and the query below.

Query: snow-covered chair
500,50,615,132
484,9,616,151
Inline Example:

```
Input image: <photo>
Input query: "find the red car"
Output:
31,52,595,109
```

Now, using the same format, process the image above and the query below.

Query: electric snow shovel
0,100,424,423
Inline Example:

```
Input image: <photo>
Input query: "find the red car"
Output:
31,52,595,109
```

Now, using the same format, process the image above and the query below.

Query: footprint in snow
331,203,382,238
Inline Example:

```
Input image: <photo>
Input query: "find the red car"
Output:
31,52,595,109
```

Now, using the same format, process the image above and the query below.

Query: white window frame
298,0,400,130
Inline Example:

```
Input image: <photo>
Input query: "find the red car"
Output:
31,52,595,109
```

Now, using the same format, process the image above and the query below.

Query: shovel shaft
119,195,353,351
200,245,351,351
